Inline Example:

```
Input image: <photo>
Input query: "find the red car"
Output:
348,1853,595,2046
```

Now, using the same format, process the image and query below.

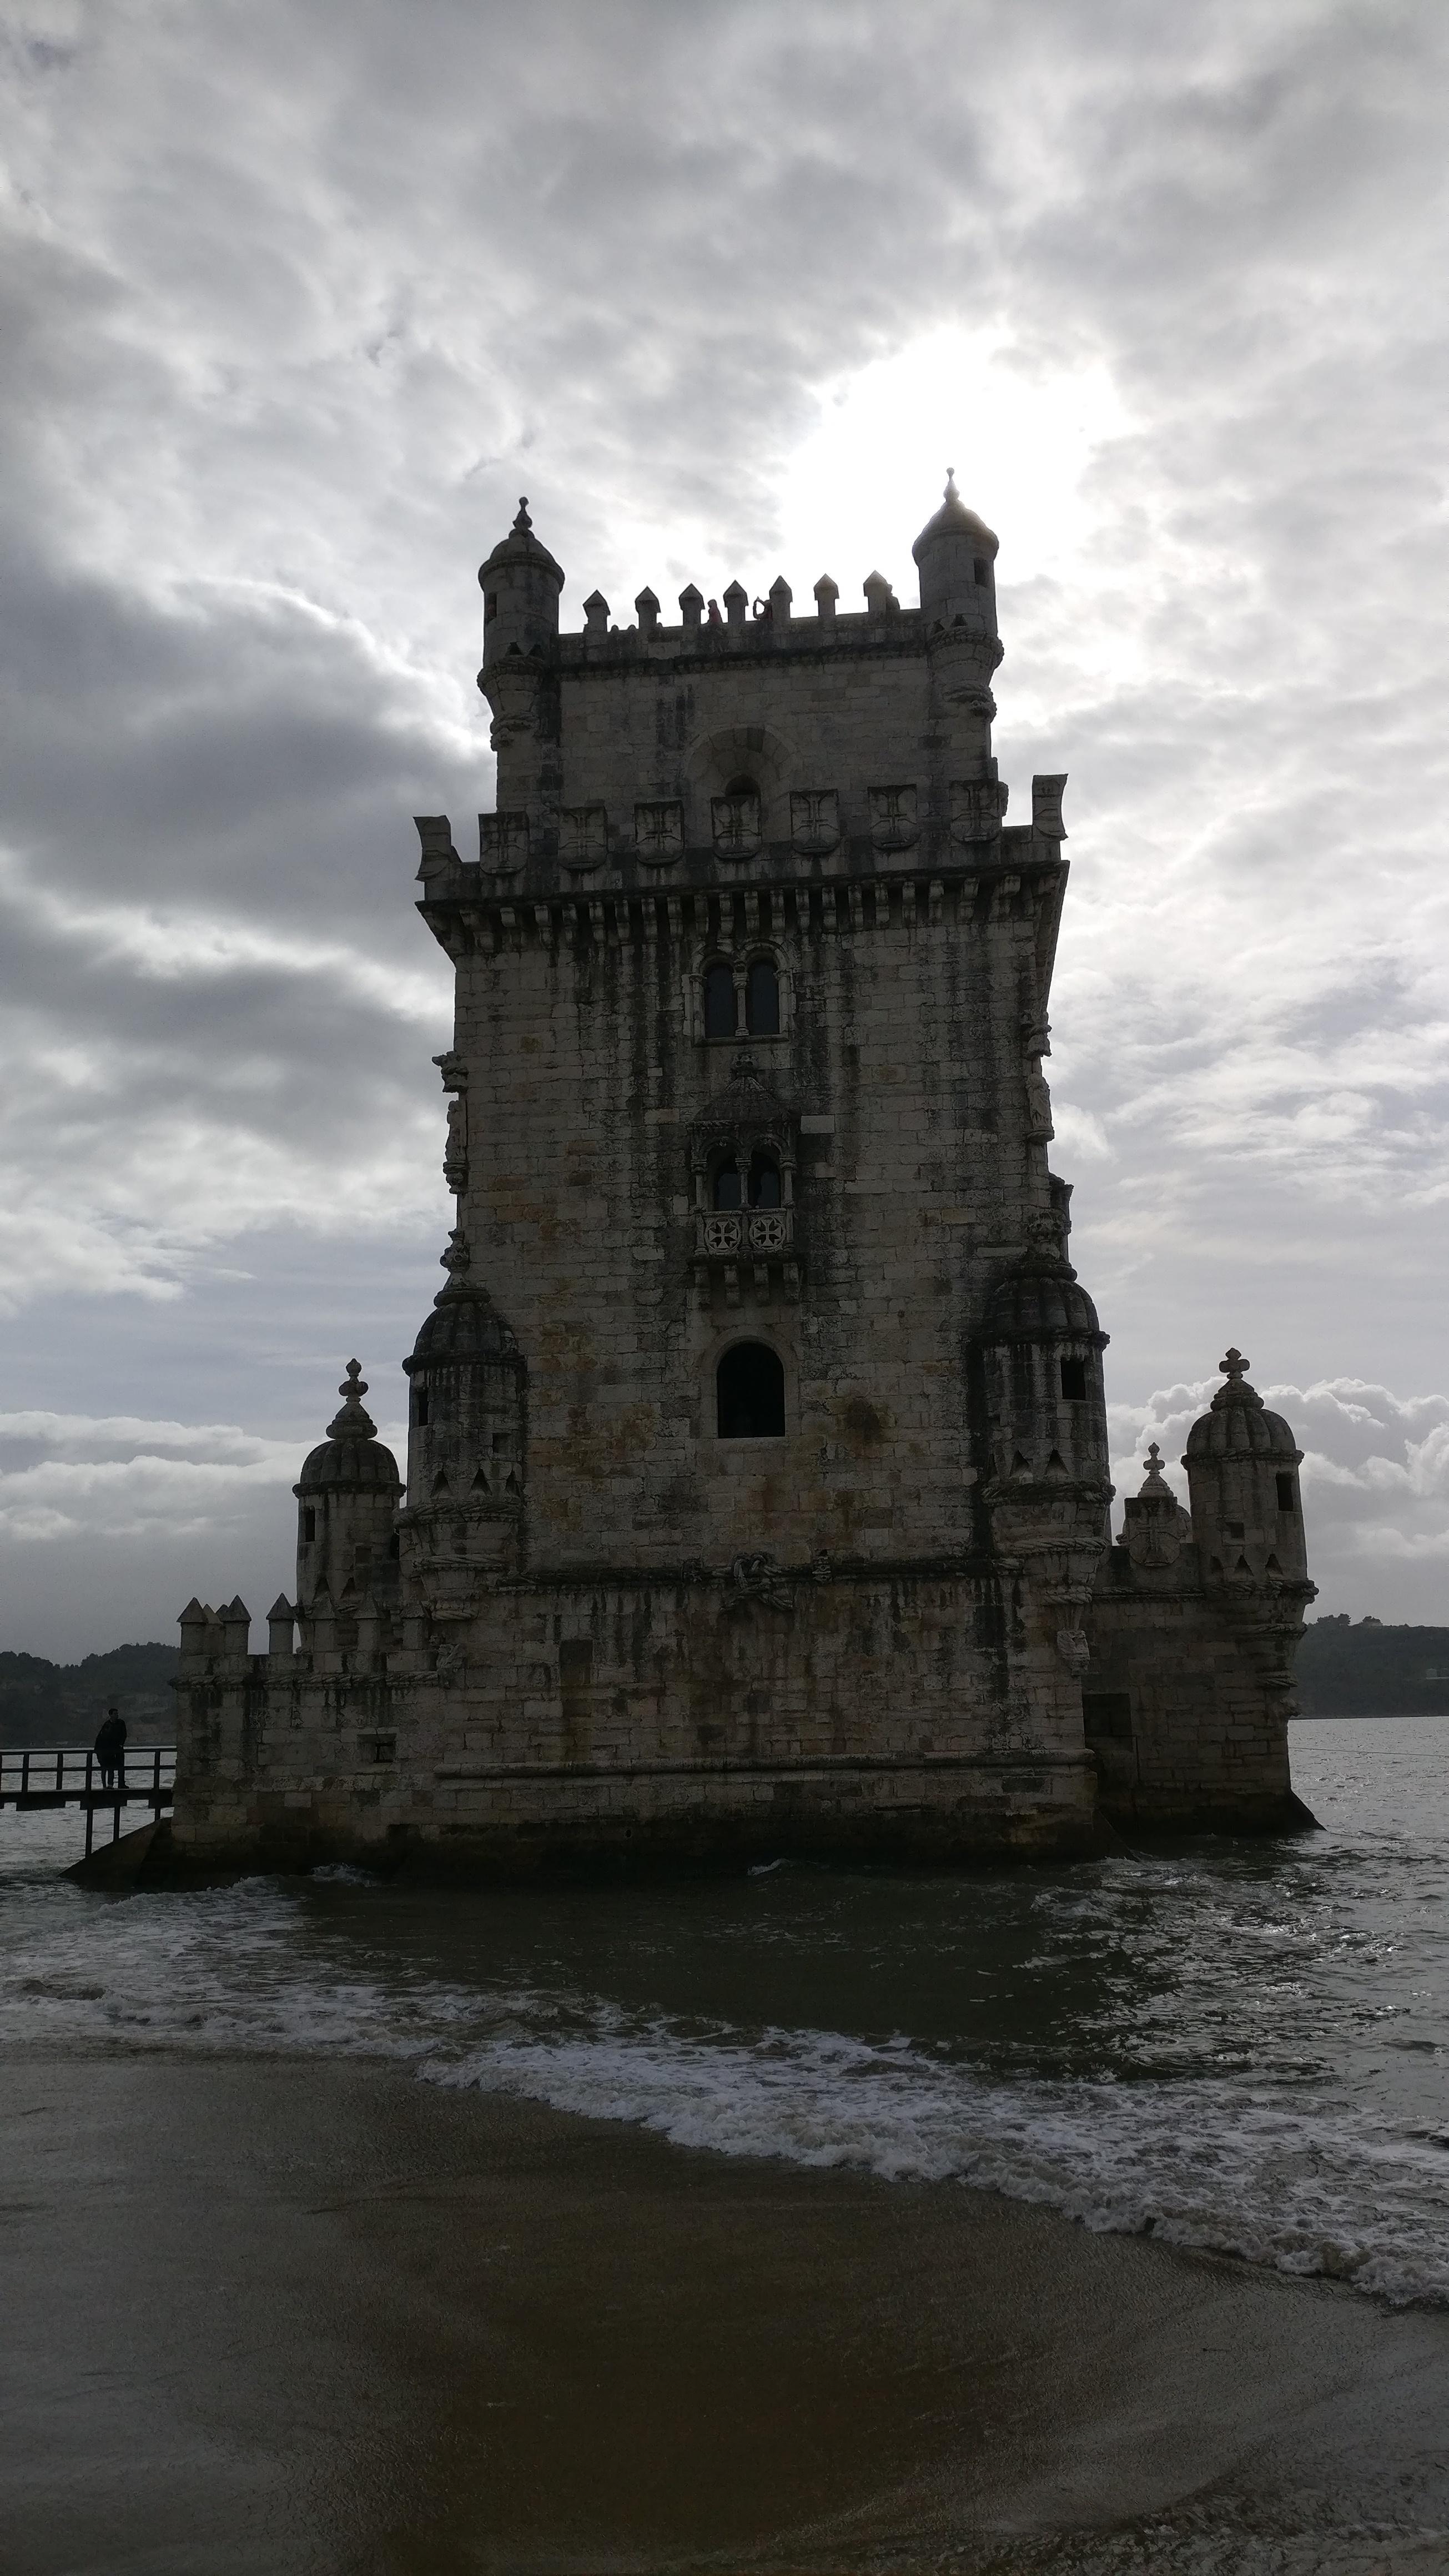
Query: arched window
749,1152,782,1209
724,773,759,799
712,1160,743,1211
703,962,737,1040
717,1342,786,1440
745,959,779,1037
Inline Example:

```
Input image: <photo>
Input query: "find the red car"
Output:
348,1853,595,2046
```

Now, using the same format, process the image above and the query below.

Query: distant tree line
0,1643,179,1747
1295,1618,1449,1717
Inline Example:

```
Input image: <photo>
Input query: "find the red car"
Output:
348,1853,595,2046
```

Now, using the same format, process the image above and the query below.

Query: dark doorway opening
717,1342,786,1440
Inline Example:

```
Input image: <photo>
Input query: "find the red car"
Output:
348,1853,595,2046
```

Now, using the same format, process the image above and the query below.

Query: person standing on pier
94,1707,126,1790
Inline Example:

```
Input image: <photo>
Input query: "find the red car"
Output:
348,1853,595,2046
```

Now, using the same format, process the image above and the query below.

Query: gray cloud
4,0,1449,1642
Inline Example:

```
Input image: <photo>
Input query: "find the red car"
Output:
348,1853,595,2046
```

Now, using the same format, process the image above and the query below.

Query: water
3,1718,1447,2311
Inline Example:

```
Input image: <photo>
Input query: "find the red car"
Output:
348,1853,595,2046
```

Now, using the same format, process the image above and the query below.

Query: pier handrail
0,1744,177,1858
0,1743,176,1797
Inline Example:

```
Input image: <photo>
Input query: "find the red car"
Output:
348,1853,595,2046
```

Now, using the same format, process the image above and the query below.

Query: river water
3,1716,1446,2313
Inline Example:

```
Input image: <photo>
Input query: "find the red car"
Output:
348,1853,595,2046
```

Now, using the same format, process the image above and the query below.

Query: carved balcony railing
696,1206,793,1259
692,1203,799,1305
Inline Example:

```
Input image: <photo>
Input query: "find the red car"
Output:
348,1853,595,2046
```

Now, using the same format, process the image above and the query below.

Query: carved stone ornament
949,778,1007,844
1032,773,1068,841
561,803,608,873
725,1549,795,1613
869,783,919,853
634,800,684,865
711,792,761,857
790,788,840,857
1055,1627,1091,1674
434,1638,464,1681
443,1094,467,1194
415,816,460,881
480,810,530,874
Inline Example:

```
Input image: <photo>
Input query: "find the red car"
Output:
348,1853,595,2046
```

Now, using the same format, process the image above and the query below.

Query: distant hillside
0,1642,179,1747
1295,1618,1449,1717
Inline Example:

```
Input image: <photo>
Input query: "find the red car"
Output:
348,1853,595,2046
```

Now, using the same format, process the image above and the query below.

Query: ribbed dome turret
296,1361,402,1493
1183,1350,1297,1462
405,1277,521,1371
983,1251,1106,1349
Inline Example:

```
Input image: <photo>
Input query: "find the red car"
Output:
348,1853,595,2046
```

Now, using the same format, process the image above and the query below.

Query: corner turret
399,1231,527,1611
913,470,1006,810
478,496,564,672
1183,1349,1310,1589
293,1361,402,1608
912,467,999,630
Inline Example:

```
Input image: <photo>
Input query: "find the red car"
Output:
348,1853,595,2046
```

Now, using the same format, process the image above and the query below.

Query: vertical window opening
746,959,780,1036
703,962,737,1040
712,1161,742,1211
1276,1472,1295,1512
1059,1357,1088,1401
717,1342,786,1440
414,1388,429,1427
301,1508,316,1543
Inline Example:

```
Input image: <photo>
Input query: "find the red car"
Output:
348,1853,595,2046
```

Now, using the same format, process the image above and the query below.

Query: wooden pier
1,1747,175,1859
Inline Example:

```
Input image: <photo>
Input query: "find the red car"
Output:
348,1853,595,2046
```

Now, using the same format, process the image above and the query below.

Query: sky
3,0,1449,1656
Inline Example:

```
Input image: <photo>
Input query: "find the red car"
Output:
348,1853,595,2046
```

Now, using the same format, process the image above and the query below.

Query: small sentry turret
912,469,999,637
979,1217,1111,1501
478,496,564,671
293,1362,402,1609
1183,1349,1309,1588
400,1232,527,1595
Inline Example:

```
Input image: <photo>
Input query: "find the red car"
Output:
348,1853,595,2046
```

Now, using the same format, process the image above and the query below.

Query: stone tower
170,481,1316,1871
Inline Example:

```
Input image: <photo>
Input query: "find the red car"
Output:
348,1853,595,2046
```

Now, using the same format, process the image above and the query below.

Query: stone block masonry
170,483,1316,1875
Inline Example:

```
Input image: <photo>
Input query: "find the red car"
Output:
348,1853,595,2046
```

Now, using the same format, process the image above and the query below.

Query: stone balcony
692,1204,799,1306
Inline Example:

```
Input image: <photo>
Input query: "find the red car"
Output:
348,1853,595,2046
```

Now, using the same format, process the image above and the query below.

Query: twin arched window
702,958,781,1040
717,1341,786,1440
712,1151,782,1211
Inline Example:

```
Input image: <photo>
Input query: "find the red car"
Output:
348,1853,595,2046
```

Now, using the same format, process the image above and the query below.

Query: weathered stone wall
171,1564,1099,1873
1084,1545,1309,1830
435,859,1069,1576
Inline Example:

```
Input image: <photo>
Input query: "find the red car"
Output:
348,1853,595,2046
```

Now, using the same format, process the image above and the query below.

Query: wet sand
3,2050,1447,2575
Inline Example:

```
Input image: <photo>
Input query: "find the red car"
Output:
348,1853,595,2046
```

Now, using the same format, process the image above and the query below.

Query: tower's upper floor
417,479,1068,907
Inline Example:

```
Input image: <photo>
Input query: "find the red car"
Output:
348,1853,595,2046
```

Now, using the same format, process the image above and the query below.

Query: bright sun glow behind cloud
776,330,1132,598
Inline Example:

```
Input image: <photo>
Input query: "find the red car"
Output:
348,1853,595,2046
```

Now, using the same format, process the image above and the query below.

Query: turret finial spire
325,1357,377,1442
1220,1347,1248,1384
944,465,958,500
1139,1440,1172,1495
512,496,532,531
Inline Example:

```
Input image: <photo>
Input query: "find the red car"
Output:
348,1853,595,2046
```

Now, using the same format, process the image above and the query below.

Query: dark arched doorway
716,1342,786,1440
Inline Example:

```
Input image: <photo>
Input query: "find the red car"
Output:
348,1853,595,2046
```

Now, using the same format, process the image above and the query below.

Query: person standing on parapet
94,1707,126,1789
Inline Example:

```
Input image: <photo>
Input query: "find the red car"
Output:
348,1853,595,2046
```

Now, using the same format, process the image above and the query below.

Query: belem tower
172,480,1317,1871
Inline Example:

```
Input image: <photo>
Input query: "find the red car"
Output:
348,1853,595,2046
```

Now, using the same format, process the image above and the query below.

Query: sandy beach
3,2048,1446,2576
